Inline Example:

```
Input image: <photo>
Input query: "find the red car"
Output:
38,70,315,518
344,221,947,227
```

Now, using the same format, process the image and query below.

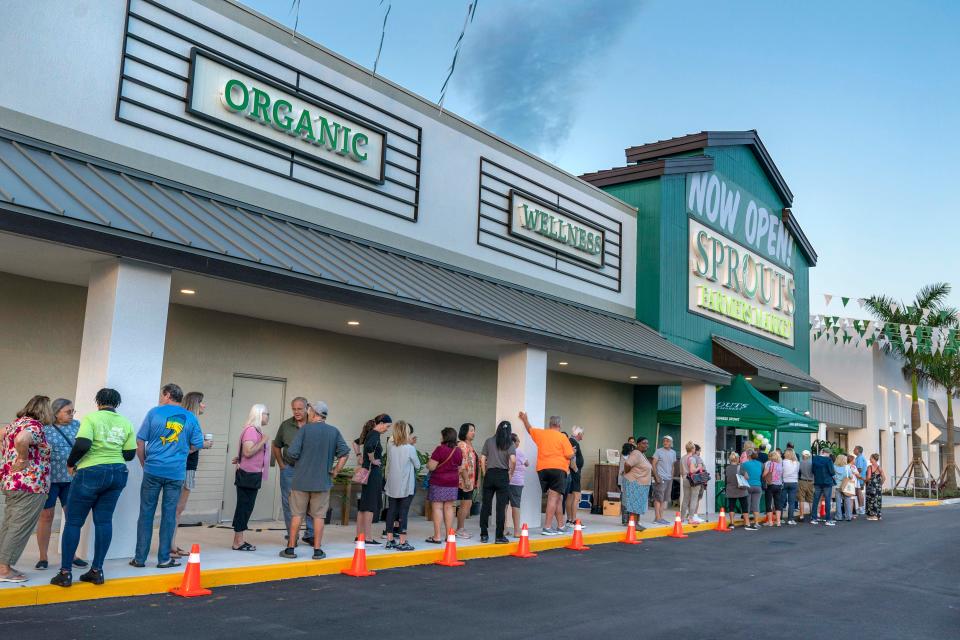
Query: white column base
71,259,171,561
496,346,547,530
680,382,717,518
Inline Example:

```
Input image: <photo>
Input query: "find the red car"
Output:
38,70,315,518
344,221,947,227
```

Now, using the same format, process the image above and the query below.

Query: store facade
582,132,821,480
0,0,732,554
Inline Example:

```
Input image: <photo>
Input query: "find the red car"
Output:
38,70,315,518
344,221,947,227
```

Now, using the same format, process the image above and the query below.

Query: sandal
232,542,256,551
0,572,27,583
35,560,48,570
171,547,188,558
425,536,442,544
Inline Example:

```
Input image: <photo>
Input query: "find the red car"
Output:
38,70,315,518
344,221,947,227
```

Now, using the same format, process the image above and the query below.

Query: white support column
680,382,716,517
496,346,547,530
72,259,171,560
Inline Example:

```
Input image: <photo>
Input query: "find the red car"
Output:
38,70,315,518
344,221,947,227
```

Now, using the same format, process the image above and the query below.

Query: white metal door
222,375,286,522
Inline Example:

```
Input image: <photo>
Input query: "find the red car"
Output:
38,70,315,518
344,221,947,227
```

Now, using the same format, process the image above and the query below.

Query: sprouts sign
186,49,386,183
509,190,605,267
689,218,796,346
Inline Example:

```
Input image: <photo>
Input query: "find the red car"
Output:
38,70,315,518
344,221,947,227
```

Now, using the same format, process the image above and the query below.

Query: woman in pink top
230,404,271,551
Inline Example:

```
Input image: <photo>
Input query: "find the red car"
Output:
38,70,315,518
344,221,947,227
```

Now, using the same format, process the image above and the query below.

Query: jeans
480,468,510,538
61,464,128,572
813,484,833,521
781,482,798,520
385,495,414,534
135,472,183,564
280,465,313,538
836,490,854,520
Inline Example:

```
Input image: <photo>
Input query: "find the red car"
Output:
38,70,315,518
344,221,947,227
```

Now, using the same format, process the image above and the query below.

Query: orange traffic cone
715,508,731,533
341,535,376,577
619,517,642,545
511,524,537,558
668,512,688,539
435,528,465,567
564,520,590,551
169,544,211,597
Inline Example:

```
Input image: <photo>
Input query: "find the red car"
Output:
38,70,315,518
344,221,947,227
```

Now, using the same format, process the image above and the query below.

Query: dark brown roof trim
782,208,817,266
625,130,794,206
579,156,714,188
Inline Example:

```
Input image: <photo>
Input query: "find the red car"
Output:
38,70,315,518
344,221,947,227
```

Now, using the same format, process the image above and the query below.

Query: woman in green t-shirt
50,388,136,588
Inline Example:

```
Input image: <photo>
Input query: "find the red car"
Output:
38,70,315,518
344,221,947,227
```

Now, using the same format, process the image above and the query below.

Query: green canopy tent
657,374,819,435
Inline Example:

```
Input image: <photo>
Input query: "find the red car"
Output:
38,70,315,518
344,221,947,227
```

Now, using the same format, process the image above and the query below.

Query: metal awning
712,335,820,392
811,386,866,430
0,128,730,384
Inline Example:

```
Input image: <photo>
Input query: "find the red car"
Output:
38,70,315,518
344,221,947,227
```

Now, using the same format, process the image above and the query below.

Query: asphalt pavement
4,505,958,639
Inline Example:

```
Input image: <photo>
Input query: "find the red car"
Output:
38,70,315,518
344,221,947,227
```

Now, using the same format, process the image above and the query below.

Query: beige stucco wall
0,271,635,520
545,371,634,492
0,274,85,420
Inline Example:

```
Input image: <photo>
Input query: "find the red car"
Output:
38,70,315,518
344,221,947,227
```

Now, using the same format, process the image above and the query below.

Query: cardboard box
602,499,621,517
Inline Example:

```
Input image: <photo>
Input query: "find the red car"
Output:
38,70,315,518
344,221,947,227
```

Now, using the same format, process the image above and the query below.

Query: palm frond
913,282,951,312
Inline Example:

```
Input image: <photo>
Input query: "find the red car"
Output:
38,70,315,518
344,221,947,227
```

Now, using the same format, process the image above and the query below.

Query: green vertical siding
603,144,813,436
604,180,662,327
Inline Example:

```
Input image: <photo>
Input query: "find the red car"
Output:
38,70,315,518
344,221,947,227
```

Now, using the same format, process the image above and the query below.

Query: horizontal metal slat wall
477,157,623,292
116,0,422,222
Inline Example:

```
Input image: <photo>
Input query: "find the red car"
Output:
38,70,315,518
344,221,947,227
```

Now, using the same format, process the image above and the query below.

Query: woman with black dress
355,413,392,544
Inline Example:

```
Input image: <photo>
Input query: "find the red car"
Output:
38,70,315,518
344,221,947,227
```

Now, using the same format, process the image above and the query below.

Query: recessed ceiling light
629,375,638,380
781,384,789,390
180,289,196,295
347,320,360,326
745,376,753,380
558,361,568,366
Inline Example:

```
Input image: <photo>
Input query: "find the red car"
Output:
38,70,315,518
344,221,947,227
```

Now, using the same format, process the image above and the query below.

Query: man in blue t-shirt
132,383,203,568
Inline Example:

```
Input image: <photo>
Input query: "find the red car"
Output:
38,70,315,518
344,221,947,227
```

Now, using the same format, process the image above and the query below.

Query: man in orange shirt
518,411,574,536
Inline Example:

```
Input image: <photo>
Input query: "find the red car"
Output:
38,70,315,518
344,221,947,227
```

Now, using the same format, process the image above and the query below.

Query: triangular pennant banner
841,297,850,307
824,294,833,307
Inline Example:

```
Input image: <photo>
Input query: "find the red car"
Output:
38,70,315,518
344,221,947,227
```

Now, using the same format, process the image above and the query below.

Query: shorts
652,479,671,503
183,469,197,491
458,488,474,501
565,471,582,494
508,485,523,508
538,469,567,494
747,486,762,512
44,481,71,510
797,479,813,503
289,489,330,519
428,485,459,502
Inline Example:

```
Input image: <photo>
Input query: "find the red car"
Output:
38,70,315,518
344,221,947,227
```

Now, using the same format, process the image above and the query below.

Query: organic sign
186,49,386,183
689,218,795,346
508,190,605,267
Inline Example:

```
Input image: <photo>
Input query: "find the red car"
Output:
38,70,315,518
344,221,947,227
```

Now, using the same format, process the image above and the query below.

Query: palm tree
864,283,957,484
926,351,960,490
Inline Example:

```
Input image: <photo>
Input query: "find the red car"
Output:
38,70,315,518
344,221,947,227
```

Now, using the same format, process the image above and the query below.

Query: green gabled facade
581,131,818,447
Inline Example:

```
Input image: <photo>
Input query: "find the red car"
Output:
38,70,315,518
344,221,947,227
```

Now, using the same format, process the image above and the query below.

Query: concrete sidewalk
0,493,941,606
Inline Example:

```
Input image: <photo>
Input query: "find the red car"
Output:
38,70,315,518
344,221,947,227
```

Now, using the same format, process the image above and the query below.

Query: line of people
724,442,886,529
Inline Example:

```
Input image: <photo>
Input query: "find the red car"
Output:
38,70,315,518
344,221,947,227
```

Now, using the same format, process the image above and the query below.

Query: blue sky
244,0,960,317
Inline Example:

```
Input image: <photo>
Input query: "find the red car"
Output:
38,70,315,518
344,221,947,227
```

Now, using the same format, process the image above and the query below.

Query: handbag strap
51,424,75,449
438,446,457,469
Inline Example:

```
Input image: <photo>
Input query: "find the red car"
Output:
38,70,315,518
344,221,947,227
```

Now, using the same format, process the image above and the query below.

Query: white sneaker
690,516,704,525
541,528,559,536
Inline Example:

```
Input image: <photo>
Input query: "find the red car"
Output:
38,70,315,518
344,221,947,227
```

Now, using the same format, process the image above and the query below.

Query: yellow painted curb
0,519,725,609
886,500,941,508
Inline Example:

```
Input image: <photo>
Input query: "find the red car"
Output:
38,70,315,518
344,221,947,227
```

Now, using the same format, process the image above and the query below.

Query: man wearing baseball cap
651,435,676,525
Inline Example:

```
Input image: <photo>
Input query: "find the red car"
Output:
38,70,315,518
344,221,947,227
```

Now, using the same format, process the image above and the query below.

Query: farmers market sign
186,49,386,183
689,218,795,346
509,190,605,267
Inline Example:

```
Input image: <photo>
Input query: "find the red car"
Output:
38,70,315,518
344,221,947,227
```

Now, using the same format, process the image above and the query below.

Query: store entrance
221,374,286,522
